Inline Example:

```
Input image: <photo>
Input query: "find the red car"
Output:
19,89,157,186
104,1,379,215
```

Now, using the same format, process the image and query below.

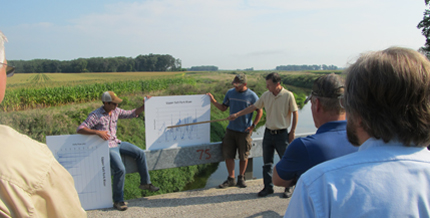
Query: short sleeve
289,92,298,112
275,139,310,181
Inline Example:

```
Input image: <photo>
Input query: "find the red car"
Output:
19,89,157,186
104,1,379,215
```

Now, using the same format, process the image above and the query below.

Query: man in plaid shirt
77,91,159,211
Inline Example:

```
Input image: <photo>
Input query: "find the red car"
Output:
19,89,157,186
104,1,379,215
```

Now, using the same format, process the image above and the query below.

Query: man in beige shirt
228,72,298,198
0,31,86,217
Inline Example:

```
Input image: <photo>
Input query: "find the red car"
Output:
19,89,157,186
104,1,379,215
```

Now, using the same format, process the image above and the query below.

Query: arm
76,112,110,140
77,127,110,140
134,95,151,115
206,93,228,111
245,108,263,132
227,104,258,121
289,111,298,143
273,166,296,188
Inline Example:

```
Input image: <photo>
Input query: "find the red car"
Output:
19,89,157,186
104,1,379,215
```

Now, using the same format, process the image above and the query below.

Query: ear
314,98,322,112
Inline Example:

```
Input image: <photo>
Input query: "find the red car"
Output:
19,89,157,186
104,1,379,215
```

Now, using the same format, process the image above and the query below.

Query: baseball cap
304,73,344,104
101,91,123,104
232,73,247,86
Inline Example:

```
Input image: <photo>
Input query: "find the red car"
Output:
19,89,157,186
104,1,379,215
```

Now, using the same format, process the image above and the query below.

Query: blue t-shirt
223,88,259,132
276,120,358,181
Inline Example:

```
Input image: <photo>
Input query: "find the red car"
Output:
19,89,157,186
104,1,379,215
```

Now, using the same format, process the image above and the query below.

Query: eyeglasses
109,102,118,106
0,62,15,77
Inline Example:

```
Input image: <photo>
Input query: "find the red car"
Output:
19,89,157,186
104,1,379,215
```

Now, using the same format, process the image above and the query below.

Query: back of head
344,47,430,147
311,73,344,114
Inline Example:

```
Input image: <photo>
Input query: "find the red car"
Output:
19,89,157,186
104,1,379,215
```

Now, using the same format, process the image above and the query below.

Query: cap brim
112,98,123,104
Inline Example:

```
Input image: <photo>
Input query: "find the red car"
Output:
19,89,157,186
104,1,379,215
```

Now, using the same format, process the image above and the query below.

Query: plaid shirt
77,106,138,148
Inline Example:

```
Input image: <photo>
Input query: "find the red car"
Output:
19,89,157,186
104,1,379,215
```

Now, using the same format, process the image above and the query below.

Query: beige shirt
254,88,298,130
0,125,86,218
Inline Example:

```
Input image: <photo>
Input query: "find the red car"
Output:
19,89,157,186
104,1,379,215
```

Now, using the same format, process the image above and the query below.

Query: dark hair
344,47,430,147
312,73,345,114
265,72,281,84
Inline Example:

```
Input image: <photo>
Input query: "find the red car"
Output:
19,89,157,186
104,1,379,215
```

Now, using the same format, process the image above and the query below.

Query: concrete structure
122,132,313,179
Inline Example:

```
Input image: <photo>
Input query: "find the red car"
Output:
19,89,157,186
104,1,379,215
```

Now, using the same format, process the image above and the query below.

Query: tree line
9,54,183,73
276,64,338,71
188,65,219,71
418,0,430,59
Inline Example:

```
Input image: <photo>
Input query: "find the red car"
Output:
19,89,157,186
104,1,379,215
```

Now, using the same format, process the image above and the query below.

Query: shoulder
88,108,102,119
239,89,258,99
226,88,236,95
0,125,55,186
260,90,271,98
280,88,294,97
284,137,308,155
246,89,259,98
299,151,360,186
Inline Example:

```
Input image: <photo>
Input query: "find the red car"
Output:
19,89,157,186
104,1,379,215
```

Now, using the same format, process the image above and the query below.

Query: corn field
1,77,195,112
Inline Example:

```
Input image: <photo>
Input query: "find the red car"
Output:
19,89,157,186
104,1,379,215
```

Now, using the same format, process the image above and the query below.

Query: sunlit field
6,71,184,90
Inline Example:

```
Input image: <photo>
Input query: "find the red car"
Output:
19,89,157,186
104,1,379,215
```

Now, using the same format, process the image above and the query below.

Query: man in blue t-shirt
273,73,358,195
206,73,262,188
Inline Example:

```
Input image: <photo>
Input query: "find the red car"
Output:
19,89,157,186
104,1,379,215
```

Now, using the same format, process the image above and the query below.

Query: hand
227,114,238,121
144,95,152,103
288,131,295,143
96,130,111,140
245,125,255,133
206,93,216,103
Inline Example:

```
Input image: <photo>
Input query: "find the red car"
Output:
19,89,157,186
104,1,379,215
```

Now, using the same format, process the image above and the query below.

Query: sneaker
218,176,236,188
139,183,160,192
283,186,294,198
236,175,247,188
113,202,128,211
257,187,274,197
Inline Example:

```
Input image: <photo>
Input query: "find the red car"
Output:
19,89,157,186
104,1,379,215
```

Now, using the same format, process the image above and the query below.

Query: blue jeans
110,142,151,203
262,129,289,190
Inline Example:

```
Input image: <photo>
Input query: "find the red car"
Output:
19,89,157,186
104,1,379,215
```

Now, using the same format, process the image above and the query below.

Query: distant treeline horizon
9,54,183,73
188,65,339,71
9,54,339,73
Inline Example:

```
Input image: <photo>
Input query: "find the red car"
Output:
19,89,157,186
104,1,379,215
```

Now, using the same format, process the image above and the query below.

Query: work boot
283,186,294,198
113,202,128,211
257,187,274,197
237,175,247,188
139,183,160,192
218,176,236,188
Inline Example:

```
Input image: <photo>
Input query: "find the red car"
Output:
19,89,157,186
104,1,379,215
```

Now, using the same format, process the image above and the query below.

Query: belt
266,128,287,135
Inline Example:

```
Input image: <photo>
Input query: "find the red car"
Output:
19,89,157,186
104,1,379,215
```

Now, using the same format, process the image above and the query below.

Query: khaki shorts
222,128,252,160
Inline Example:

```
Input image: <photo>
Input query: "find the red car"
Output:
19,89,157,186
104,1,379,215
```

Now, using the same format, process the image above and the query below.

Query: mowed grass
6,71,184,90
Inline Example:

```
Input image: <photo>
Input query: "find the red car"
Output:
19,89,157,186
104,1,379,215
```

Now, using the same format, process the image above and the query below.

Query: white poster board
145,94,211,150
46,134,112,210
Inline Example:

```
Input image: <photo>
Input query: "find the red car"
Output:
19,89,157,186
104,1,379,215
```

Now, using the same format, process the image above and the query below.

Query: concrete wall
121,132,314,174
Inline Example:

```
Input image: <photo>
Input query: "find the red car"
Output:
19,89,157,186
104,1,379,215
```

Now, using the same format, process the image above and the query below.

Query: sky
0,0,428,70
